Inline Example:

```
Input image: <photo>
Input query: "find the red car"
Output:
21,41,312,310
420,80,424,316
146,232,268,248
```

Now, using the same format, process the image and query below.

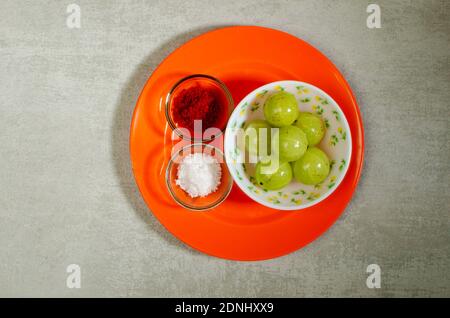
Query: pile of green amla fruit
244,91,330,191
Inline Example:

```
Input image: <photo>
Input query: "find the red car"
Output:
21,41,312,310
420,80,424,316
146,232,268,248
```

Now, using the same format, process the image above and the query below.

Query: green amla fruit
263,91,299,127
293,147,330,185
295,112,326,146
243,119,272,157
272,125,308,162
255,160,293,191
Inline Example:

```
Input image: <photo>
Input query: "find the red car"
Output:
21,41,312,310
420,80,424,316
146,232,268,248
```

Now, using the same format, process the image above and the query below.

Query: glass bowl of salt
166,143,233,211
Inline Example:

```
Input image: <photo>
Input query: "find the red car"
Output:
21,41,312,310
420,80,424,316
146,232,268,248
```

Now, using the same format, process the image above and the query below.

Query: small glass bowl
166,143,233,211
165,74,234,142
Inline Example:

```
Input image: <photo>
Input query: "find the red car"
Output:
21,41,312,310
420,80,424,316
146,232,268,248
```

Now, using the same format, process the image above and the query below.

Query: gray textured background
0,0,449,297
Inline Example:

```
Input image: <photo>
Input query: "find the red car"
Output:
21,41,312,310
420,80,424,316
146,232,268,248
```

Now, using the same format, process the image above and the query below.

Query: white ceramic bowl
224,81,352,210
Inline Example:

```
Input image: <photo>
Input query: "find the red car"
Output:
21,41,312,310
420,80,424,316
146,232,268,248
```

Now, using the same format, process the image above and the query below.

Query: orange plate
130,26,364,261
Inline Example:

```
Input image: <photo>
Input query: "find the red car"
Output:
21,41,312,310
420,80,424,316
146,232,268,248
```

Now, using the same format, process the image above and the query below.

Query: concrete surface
0,0,449,297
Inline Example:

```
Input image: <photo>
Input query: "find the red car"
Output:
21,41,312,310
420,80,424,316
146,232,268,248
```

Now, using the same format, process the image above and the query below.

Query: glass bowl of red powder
165,74,234,142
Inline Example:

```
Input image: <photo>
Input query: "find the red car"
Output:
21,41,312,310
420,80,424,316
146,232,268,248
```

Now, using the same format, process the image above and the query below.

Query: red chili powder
171,84,223,132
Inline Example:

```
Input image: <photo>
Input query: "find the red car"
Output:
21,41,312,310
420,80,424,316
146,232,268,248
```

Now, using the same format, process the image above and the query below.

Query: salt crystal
175,153,221,198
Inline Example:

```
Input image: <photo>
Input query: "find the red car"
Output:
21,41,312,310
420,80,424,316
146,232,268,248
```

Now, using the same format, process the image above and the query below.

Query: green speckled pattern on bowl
224,81,352,210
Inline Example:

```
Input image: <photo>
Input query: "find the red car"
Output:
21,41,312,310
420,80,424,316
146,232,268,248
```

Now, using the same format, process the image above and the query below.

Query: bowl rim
165,74,234,142
165,142,233,211
224,80,353,211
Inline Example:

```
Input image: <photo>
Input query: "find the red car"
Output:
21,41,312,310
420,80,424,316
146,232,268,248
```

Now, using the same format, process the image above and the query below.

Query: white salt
176,153,222,198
